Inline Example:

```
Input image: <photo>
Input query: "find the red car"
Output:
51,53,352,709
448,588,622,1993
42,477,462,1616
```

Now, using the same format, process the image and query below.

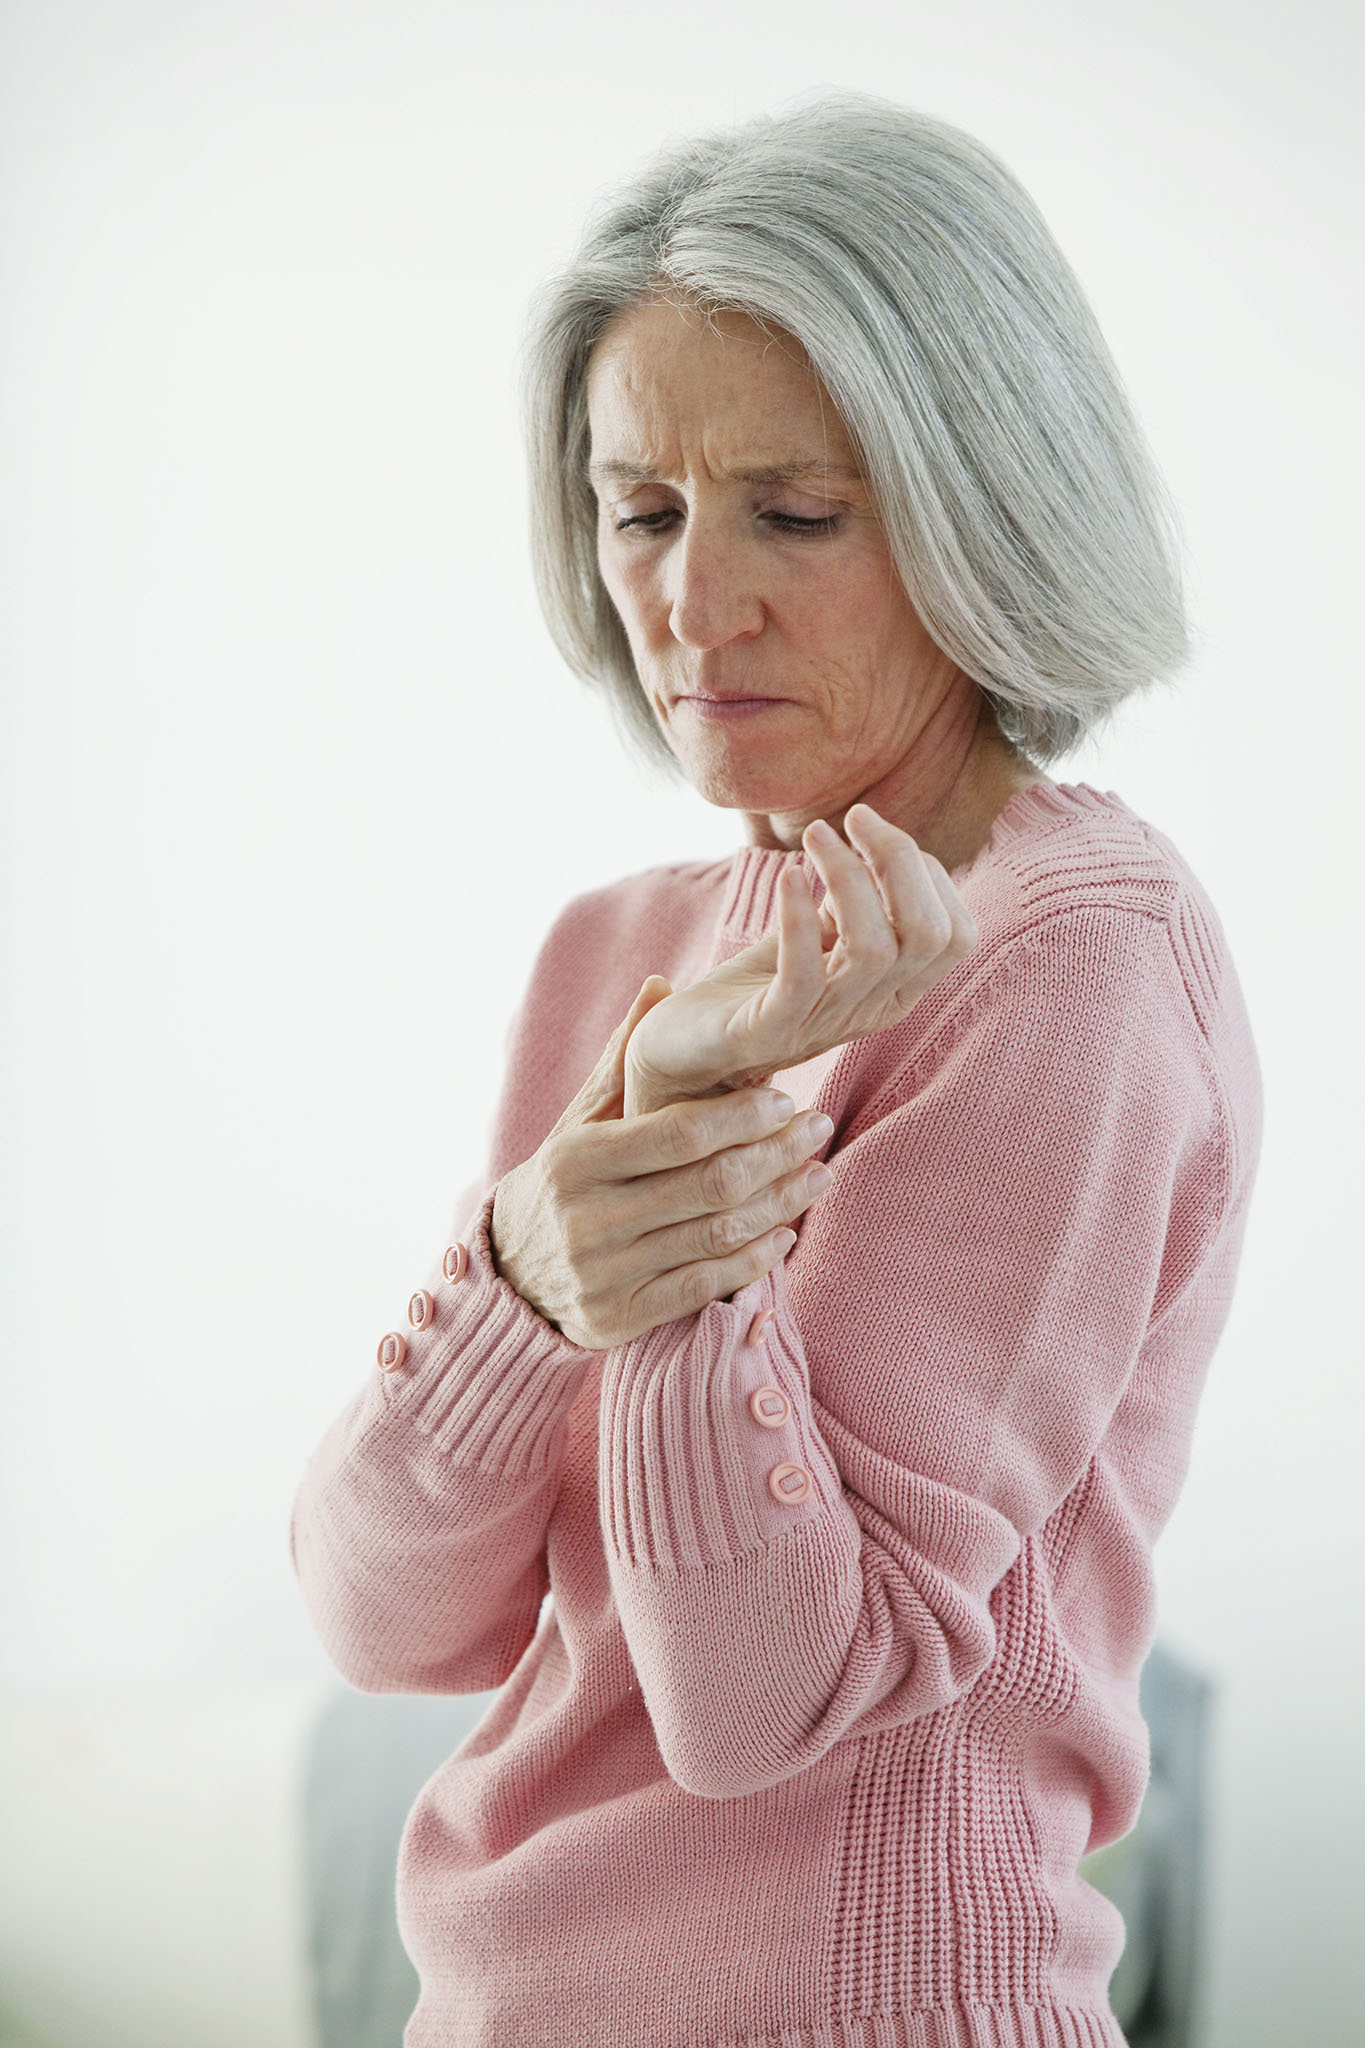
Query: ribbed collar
716,780,1126,938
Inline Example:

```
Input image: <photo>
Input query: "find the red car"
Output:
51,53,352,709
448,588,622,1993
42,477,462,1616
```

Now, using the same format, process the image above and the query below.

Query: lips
675,694,790,723
678,692,786,705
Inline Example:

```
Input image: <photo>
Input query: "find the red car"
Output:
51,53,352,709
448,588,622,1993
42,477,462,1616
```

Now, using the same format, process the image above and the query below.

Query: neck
741,697,1051,871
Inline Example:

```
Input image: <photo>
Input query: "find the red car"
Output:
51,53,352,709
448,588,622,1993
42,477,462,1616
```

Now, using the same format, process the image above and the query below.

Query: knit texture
290,781,1263,2048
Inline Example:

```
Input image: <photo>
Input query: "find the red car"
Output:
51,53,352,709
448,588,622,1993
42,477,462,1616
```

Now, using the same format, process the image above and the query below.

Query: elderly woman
292,91,1262,2048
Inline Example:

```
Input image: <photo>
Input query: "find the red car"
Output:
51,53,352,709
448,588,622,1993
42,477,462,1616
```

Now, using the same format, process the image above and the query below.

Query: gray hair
517,88,1192,775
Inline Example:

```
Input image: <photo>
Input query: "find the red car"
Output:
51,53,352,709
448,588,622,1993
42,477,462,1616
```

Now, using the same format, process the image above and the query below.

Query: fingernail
807,1165,833,1193
762,1090,796,1121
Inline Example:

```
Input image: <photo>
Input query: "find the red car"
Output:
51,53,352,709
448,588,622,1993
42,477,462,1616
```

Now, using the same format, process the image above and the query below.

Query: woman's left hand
623,803,981,1119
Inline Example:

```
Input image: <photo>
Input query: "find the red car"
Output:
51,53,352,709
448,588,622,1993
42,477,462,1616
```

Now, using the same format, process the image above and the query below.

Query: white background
1,2,1361,2043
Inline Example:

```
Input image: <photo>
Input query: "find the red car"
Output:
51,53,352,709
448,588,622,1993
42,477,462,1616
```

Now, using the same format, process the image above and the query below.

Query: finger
647,1108,833,1232
631,1153,827,1281
587,983,659,1107
801,815,898,974
615,974,673,1047
631,1224,798,1329
577,1104,832,1267
558,1083,798,1186
631,973,675,1017
776,863,828,1009
843,804,954,958
918,850,980,951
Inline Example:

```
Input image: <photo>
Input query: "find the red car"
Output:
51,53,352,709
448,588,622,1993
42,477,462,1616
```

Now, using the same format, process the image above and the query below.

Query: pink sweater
291,780,1263,2048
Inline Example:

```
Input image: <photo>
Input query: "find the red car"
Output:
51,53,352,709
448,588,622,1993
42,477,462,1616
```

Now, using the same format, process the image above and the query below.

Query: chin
657,710,815,812
681,759,810,813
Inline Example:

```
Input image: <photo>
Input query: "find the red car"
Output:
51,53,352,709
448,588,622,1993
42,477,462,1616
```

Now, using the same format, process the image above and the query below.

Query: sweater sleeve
596,904,1229,1798
289,1168,598,1695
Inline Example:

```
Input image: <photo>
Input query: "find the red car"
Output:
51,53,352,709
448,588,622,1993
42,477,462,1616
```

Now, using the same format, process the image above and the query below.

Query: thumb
549,976,673,1135
591,975,674,1112
618,974,674,1045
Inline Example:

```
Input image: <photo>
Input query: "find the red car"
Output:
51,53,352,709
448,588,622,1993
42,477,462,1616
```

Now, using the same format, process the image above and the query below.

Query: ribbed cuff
378,1181,597,1475
597,1251,843,1572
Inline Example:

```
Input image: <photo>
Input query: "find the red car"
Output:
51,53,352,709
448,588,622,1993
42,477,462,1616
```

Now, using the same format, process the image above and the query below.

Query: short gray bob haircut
518,88,1191,775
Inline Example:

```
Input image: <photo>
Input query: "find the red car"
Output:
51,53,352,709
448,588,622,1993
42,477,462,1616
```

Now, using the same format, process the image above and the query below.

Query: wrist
626,1077,732,1120
624,1054,777,1122
623,1059,718,1122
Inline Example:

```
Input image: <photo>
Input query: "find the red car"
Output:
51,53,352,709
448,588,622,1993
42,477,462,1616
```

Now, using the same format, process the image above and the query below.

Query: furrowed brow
587,457,863,486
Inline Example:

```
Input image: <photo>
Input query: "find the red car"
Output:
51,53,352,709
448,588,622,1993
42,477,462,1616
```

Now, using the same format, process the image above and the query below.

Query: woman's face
585,294,979,831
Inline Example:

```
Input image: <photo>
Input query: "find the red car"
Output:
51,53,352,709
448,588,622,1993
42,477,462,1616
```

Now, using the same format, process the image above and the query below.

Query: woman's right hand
489,977,834,1351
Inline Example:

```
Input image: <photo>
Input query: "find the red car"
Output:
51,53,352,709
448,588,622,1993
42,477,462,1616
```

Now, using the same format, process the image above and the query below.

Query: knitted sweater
291,780,1263,2048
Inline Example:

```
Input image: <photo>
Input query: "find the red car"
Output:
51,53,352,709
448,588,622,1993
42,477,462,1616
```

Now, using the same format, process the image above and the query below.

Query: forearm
596,1252,1014,1797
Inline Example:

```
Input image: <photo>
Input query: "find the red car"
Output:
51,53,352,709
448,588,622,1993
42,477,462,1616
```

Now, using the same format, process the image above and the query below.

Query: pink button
749,1385,790,1429
768,1462,810,1505
745,1307,776,1347
407,1288,435,1329
442,1242,469,1283
377,1331,408,1373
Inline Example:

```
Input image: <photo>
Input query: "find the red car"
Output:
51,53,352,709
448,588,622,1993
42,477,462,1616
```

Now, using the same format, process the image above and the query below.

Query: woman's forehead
586,302,859,478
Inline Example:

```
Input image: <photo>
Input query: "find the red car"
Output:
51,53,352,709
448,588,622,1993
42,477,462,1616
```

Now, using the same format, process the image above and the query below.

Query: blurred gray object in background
1085,1643,1214,2047
302,1641,1211,2048
302,1684,474,2048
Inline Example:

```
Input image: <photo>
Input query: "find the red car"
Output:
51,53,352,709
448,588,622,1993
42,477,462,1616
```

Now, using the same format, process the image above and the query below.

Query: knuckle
919,901,956,949
860,927,899,972
896,916,941,958
685,1108,728,1161
672,1263,715,1317
705,1206,747,1256
744,1235,777,1279
699,1147,747,1209
649,1106,696,1166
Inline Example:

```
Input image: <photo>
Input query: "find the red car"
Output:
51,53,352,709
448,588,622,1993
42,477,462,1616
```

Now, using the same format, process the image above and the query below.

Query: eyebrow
587,456,864,487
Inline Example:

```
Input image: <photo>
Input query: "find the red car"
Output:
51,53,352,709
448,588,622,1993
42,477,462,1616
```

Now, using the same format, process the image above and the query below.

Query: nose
666,512,765,651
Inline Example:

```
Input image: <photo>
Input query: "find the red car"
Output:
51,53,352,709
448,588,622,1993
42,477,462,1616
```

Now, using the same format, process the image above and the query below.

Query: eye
768,512,839,534
612,510,839,536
